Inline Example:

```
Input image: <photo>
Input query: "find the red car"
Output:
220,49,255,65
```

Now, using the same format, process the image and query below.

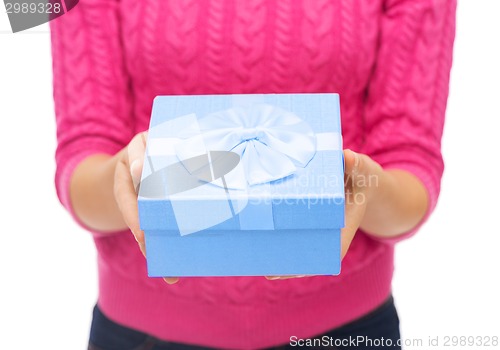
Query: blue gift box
138,93,344,277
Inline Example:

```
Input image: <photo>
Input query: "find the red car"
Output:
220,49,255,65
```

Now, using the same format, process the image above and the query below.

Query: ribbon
174,104,317,188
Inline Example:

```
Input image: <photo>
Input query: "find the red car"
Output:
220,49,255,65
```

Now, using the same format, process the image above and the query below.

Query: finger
130,158,144,193
265,275,308,280
163,277,179,284
340,226,357,260
127,131,148,191
343,149,361,176
114,157,144,247
138,241,147,257
340,198,366,260
127,131,148,165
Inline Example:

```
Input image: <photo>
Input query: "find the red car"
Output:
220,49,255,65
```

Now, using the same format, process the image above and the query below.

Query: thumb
343,149,361,177
127,131,148,193
130,158,144,193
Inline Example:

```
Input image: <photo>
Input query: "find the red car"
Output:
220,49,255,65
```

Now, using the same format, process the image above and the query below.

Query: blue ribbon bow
175,104,317,188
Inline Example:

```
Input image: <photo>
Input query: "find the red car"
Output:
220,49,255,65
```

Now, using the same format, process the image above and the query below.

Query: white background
1,2,499,349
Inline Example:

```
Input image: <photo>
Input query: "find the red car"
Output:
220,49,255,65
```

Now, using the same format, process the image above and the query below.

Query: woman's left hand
265,149,379,280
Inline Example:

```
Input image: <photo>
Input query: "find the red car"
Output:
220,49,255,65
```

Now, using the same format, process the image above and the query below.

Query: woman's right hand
113,131,179,284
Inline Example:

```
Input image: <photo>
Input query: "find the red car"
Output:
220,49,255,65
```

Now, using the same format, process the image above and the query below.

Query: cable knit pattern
49,0,456,348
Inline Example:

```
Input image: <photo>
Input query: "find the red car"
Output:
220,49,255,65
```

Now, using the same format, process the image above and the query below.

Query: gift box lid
138,93,344,235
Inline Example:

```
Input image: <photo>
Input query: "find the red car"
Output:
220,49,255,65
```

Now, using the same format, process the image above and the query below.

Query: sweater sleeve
49,0,134,223
360,0,456,243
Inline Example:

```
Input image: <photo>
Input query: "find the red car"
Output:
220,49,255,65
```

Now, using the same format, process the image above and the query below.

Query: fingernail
130,159,141,177
130,159,140,174
352,151,360,175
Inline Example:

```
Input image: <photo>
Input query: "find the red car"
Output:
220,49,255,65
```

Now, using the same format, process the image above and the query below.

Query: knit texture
49,0,456,348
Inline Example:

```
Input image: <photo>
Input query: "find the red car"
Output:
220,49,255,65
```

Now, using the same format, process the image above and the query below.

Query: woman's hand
113,132,147,254
339,149,379,258
266,147,429,281
113,132,179,285
265,149,377,280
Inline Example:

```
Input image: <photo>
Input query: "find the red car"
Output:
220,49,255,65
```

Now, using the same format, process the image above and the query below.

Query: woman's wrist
69,152,128,233
357,155,428,238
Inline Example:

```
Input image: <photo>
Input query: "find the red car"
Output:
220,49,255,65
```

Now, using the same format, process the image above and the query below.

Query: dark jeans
89,296,401,350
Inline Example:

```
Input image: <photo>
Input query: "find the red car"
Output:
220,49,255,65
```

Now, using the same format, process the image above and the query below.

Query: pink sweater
49,1,456,348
